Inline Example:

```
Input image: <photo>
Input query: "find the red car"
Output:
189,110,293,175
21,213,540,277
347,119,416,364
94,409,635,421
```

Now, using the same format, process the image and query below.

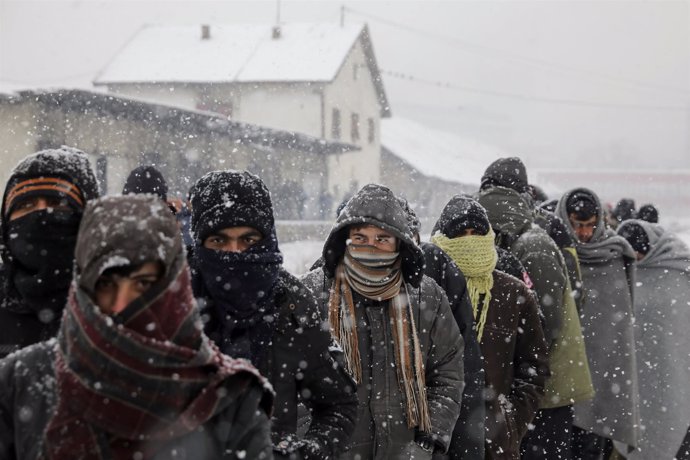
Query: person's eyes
134,278,156,291
95,278,116,291
376,236,392,243
17,200,37,210
243,236,261,245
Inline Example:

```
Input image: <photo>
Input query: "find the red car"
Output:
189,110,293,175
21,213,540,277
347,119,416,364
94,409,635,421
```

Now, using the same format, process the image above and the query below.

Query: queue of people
0,147,689,460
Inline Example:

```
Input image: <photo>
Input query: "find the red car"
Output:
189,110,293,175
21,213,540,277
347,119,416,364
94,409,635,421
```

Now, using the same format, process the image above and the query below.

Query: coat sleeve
422,281,465,453
225,382,275,460
505,286,549,443
518,241,567,347
0,351,18,459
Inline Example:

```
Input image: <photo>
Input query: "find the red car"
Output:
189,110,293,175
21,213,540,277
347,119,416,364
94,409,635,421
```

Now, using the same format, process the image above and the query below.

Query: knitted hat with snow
2,146,99,219
433,195,491,238
637,203,659,224
566,191,598,220
396,196,422,236
612,198,637,223
480,157,529,193
122,165,168,202
618,221,650,255
189,170,274,242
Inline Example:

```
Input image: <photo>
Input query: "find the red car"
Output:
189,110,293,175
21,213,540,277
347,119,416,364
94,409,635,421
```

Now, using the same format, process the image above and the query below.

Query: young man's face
9,195,72,221
94,262,163,315
348,225,398,252
568,214,597,243
203,226,263,253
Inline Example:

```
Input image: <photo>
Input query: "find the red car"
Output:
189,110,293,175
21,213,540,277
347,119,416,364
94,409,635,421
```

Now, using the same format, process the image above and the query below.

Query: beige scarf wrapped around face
328,244,431,433
432,230,498,342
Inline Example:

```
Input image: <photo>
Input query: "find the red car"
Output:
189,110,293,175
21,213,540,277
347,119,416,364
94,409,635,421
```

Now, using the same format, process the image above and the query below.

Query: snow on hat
480,157,529,193
189,170,274,242
617,221,650,255
612,198,637,223
433,194,491,238
396,196,422,236
566,191,598,219
637,203,659,223
3,146,99,218
122,165,168,202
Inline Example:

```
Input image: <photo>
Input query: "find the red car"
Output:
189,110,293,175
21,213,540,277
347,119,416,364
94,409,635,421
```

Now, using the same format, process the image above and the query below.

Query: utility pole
340,5,345,27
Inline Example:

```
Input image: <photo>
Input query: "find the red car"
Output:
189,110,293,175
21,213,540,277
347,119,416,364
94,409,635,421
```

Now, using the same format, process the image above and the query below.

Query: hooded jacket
478,186,593,412
616,220,690,458
0,147,100,358
301,184,464,459
432,195,549,459
0,195,274,460
189,170,357,459
556,188,639,448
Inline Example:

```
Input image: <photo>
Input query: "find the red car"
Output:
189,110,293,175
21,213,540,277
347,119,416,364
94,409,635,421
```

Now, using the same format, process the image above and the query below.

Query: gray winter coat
302,184,464,459
556,188,639,448
617,220,690,458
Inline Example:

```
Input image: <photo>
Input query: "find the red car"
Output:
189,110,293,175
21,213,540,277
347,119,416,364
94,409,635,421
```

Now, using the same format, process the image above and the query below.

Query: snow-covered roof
381,117,507,186
95,23,390,117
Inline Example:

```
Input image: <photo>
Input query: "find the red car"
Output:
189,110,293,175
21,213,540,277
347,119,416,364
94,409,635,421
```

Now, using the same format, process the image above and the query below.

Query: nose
226,240,242,253
110,283,138,314
34,197,51,211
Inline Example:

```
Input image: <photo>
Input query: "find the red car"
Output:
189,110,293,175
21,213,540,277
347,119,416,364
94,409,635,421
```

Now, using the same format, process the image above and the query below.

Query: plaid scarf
432,231,497,342
328,244,431,432
42,263,268,460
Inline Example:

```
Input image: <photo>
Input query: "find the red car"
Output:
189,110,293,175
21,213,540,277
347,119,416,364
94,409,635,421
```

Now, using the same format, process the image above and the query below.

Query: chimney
272,25,281,39
201,24,210,40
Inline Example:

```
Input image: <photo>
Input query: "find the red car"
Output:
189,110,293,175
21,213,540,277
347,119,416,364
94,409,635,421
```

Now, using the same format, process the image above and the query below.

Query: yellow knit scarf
431,230,498,342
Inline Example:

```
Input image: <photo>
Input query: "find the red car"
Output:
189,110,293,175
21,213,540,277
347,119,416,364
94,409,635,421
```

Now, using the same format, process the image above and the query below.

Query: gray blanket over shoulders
556,188,640,448
617,220,690,458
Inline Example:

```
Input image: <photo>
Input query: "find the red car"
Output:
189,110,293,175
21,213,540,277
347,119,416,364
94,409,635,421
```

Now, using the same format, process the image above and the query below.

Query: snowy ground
281,240,324,276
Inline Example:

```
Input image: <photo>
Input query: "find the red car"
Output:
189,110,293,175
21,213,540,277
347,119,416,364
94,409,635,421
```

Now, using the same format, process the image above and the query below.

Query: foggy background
1,0,688,171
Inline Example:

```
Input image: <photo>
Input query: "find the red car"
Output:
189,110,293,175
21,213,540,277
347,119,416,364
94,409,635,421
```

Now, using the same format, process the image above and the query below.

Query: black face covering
5,209,80,317
195,234,283,363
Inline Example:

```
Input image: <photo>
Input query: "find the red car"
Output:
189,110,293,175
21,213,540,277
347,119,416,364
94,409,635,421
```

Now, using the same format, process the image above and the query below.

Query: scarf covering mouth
432,231,497,342
42,195,271,460
328,244,431,433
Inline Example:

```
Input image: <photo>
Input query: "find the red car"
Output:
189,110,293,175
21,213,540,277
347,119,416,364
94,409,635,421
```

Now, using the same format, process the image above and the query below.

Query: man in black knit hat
122,164,169,202
188,170,357,460
0,146,100,358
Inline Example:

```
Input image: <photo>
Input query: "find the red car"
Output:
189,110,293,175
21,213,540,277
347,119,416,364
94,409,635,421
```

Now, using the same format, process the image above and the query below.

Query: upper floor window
367,118,375,144
351,113,360,143
332,108,341,140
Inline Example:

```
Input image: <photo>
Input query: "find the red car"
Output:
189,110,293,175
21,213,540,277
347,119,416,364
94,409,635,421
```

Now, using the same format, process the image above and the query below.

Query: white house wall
107,83,198,111
323,38,381,200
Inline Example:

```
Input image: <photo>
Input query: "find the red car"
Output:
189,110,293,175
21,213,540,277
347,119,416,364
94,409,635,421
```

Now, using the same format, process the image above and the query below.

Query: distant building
0,88,357,220
380,117,505,234
94,22,390,202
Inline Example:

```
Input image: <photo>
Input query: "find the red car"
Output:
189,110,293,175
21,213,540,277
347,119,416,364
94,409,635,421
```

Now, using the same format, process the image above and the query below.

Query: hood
618,219,690,272
476,186,534,238
322,184,425,287
75,194,183,297
555,187,607,244
432,194,491,238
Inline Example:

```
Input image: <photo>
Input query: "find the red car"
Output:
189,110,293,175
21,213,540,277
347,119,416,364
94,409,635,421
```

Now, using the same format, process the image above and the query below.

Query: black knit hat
566,191,598,219
396,196,421,236
637,204,659,223
189,170,274,242
618,222,650,255
122,165,168,202
612,198,636,223
2,146,99,219
480,157,529,193
434,195,491,238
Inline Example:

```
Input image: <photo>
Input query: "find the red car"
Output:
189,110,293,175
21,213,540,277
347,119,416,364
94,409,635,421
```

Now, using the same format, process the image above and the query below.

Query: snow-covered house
0,88,357,220
94,23,390,203
380,117,506,234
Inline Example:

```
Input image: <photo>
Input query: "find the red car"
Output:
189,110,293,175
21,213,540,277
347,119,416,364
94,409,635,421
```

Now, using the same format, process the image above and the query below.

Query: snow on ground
281,240,323,276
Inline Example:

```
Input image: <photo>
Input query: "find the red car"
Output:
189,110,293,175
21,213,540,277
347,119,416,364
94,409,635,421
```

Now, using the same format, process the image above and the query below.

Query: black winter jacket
420,242,485,460
201,269,358,459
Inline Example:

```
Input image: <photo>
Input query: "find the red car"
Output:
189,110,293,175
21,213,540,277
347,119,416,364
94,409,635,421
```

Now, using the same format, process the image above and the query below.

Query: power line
346,6,690,96
382,69,689,112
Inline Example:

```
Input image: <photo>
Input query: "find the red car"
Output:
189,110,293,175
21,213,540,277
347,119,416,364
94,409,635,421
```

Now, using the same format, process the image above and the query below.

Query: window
351,113,360,143
367,118,375,144
332,108,341,140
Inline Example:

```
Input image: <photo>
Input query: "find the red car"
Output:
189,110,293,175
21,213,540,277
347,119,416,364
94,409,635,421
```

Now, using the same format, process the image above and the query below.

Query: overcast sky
1,0,688,172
